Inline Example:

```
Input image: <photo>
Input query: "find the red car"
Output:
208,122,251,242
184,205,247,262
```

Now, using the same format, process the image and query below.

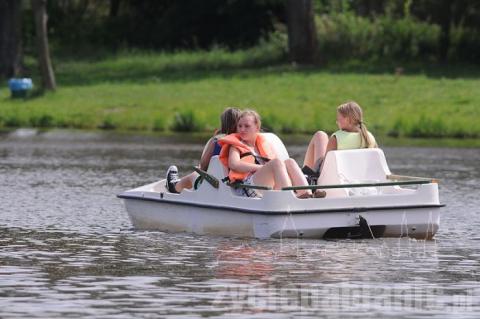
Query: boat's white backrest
318,148,391,197
207,155,228,179
261,132,289,160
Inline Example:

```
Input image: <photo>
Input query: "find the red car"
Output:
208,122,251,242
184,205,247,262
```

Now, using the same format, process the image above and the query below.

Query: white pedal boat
118,133,444,239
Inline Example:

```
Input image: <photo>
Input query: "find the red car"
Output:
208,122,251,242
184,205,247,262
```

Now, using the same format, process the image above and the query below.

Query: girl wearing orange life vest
219,110,312,198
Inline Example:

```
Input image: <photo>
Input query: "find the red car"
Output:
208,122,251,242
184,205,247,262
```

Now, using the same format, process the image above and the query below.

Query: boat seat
318,148,392,198
261,132,289,161
206,155,229,180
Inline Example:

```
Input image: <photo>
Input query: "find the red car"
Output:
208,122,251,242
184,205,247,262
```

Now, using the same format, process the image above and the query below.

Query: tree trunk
0,0,23,78
109,0,121,18
286,0,318,65
438,0,453,63
32,0,56,90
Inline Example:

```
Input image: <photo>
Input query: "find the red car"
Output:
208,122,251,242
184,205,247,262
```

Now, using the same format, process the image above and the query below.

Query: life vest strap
240,152,270,164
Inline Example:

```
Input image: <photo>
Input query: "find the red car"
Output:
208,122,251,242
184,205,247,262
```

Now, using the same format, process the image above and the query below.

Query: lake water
1,129,479,318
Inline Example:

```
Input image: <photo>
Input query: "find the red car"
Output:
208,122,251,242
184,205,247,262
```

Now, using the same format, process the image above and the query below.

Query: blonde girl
302,101,377,177
219,109,317,198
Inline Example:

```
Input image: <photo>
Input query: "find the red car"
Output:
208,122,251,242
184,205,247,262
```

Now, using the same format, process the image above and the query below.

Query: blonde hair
239,109,262,131
220,107,241,134
337,101,375,148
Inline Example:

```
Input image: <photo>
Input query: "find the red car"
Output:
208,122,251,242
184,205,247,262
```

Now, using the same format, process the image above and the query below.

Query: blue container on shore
8,78,33,98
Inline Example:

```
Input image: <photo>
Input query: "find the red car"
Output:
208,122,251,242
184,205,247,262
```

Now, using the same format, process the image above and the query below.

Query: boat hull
119,148,443,240
121,195,441,239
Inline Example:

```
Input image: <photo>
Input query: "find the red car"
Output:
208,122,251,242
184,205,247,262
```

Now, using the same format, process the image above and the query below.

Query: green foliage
99,117,117,130
11,0,479,66
52,38,286,86
407,115,447,138
242,32,288,67
61,113,96,129
261,113,282,133
449,25,480,62
388,114,479,139
171,110,203,132
3,115,24,127
29,114,55,127
45,0,285,52
152,117,166,132
316,14,440,63
280,120,303,134
388,117,408,137
313,0,480,63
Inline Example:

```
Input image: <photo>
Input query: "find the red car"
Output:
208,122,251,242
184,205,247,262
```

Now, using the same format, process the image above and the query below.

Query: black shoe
302,165,319,177
306,175,318,185
166,165,180,193
302,166,319,185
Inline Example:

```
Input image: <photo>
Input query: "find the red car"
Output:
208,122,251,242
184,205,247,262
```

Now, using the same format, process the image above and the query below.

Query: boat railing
228,183,273,190
231,174,437,192
282,176,435,191
196,163,438,193
386,174,439,184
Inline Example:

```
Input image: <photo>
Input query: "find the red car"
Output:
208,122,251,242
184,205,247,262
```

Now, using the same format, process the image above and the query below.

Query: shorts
234,174,261,198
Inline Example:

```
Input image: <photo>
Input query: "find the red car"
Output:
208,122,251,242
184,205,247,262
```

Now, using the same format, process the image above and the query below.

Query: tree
0,0,23,78
109,0,122,18
286,0,318,64
32,0,56,90
411,0,480,62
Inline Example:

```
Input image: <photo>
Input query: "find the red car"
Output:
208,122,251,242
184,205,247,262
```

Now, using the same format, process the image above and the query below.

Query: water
1,129,479,318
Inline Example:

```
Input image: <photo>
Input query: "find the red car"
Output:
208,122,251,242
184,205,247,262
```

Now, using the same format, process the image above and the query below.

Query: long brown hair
220,107,242,134
337,101,375,148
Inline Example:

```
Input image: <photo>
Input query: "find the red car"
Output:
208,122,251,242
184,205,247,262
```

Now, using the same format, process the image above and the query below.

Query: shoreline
2,127,479,148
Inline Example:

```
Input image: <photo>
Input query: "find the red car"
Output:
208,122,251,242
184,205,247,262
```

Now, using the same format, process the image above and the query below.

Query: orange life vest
218,133,275,182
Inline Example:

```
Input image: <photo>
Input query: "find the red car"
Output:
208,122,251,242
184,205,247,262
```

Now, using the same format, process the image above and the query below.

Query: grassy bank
1,49,479,142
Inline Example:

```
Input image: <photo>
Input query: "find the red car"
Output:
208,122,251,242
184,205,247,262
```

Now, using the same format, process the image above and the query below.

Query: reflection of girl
166,107,241,193
302,101,377,179
219,110,315,198
214,244,274,280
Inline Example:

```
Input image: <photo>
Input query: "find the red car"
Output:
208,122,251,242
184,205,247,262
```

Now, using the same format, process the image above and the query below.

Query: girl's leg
252,158,291,190
175,171,199,192
285,158,311,196
303,131,328,172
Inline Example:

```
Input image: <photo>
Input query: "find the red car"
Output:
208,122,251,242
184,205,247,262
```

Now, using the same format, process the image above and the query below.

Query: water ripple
0,132,479,318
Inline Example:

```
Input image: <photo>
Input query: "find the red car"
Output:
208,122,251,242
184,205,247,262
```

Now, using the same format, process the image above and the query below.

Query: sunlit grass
1,46,479,143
